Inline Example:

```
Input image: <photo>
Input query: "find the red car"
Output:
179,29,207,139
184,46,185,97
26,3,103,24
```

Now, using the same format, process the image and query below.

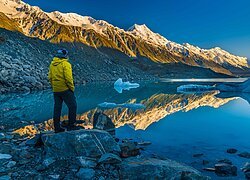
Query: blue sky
23,0,250,59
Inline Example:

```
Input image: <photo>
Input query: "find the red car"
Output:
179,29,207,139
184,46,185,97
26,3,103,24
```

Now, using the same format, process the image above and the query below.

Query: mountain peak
127,23,169,46
128,24,149,31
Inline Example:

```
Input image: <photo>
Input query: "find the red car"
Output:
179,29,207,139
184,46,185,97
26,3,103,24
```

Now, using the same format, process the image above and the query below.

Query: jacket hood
52,57,68,66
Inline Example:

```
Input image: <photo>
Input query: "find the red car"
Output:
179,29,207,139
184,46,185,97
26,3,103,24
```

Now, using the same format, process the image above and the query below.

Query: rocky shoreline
0,28,156,94
0,113,211,180
0,27,232,94
1,113,250,179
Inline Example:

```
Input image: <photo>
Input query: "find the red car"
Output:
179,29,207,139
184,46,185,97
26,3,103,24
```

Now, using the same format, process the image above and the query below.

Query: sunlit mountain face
0,0,249,76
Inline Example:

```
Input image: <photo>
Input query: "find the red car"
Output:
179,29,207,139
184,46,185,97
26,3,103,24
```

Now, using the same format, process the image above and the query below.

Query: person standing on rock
48,49,79,133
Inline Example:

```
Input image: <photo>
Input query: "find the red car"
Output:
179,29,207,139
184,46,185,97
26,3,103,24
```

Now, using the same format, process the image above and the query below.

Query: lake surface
1,79,250,179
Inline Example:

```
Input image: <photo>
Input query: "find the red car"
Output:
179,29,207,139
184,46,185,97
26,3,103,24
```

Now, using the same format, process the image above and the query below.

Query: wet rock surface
42,130,121,159
93,112,115,137
226,148,238,154
0,125,210,179
238,152,250,159
214,163,237,177
242,162,250,179
120,140,141,158
120,157,209,180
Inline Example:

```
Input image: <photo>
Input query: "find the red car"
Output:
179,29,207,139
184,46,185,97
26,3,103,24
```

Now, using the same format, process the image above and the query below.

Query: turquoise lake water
1,80,250,179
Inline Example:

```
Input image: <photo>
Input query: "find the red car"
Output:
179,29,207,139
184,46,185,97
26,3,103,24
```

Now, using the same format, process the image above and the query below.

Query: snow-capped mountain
0,0,249,76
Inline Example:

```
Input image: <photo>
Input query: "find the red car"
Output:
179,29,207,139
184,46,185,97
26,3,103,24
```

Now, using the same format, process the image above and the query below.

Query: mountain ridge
0,0,249,76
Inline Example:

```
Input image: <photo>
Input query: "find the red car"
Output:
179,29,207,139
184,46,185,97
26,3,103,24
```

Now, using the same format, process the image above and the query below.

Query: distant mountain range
0,0,249,78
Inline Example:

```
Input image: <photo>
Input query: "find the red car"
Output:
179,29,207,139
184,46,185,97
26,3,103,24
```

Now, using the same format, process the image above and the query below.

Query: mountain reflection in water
2,81,250,179
1,81,248,131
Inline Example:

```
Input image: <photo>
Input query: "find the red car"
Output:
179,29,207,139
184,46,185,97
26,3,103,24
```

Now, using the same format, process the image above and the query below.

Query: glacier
114,78,140,93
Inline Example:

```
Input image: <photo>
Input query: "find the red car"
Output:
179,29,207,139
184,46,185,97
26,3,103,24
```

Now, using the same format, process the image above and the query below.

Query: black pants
53,89,77,131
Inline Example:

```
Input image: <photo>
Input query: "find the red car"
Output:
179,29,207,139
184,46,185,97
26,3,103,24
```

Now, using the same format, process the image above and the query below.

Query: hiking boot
67,125,84,131
55,127,65,133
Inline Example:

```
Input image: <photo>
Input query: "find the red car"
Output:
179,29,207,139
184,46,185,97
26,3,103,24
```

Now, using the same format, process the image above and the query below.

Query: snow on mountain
183,43,248,68
0,0,111,34
128,24,170,46
47,11,112,34
0,0,248,73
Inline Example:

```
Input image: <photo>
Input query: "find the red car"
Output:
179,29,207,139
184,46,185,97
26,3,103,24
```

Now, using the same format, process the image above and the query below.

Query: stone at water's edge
41,129,120,159
214,163,237,177
119,157,210,180
93,112,115,137
120,141,140,158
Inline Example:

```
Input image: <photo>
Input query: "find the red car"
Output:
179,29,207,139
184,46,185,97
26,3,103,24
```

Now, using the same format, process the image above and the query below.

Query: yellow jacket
48,57,75,92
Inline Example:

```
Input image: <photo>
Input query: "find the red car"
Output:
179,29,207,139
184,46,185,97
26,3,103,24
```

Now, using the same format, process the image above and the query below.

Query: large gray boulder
42,130,120,159
119,157,210,180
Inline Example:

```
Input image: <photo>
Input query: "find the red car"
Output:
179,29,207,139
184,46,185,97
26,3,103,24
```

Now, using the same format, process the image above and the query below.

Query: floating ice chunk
114,78,140,93
0,153,12,160
177,84,215,93
98,102,145,109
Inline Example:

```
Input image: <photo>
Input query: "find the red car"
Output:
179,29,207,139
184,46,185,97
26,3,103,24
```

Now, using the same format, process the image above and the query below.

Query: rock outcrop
119,157,209,179
42,130,120,159
0,125,211,179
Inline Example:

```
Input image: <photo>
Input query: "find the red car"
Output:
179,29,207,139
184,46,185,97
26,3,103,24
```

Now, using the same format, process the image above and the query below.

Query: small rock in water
193,153,204,158
0,133,5,140
137,141,152,146
215,163,237,177
98,153,122,164
76,168,95,180
120,141,140,158
93,112,115,137
227,148,238,154
25,134,43,147
242,162,250,173
202,160,210,165
203,167,216,172
0,154,12,160
6,161,16,168
245,172,250,179
238,152,250,159
218,159,233,165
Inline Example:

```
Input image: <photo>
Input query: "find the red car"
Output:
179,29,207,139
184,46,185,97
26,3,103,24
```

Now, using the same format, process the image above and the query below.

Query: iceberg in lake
177,84,216,93
98,102,145,110
114,78,140,93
